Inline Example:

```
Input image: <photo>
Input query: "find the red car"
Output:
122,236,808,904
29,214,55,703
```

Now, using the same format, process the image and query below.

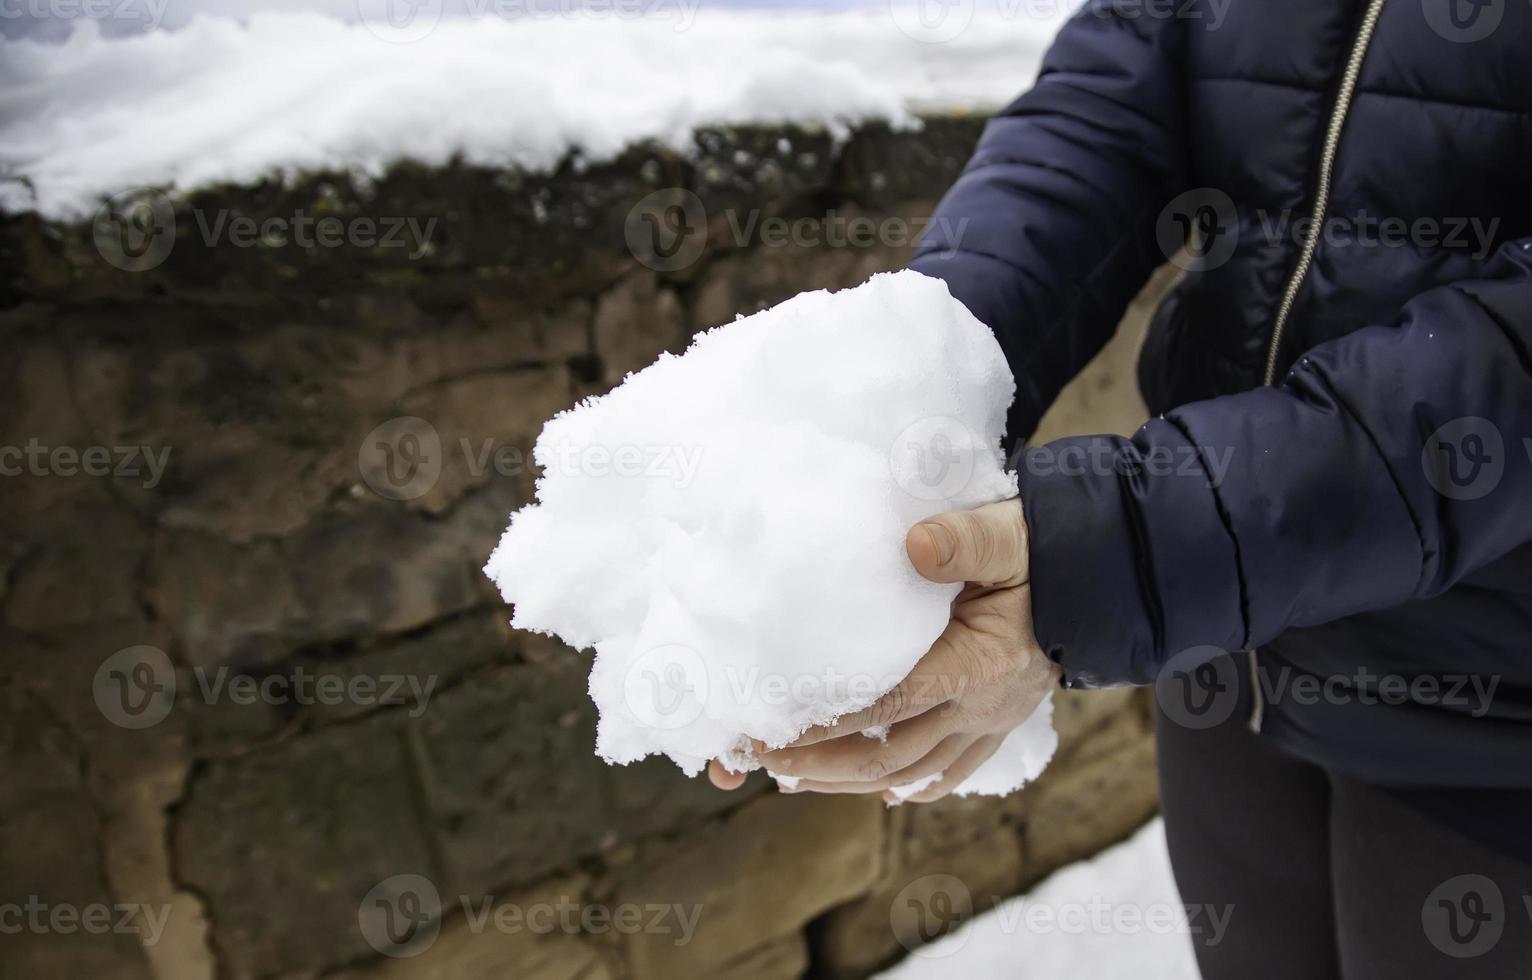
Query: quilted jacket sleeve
1019,239,1532,687
908,1,1190,447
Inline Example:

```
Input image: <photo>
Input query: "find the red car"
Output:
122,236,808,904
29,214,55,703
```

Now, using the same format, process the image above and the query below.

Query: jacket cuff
1015,422,1247,687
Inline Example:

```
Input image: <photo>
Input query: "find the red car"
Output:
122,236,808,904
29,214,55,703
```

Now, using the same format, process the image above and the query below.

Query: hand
708,498,1060,802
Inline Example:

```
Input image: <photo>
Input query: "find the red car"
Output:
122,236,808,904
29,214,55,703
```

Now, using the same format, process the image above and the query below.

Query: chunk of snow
0,8,1073,217
484,270,1055,795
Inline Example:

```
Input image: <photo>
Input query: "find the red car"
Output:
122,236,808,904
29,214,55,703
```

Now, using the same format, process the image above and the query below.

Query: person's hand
707,498,1060,802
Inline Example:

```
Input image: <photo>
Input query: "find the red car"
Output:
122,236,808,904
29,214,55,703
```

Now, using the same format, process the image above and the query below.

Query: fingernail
920,522,955,565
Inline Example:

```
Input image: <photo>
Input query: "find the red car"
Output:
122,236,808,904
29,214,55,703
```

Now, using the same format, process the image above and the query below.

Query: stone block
1023,726,1159,873
173,711,436,979
349,875,616,980
618,792,885,980
593,272,684,384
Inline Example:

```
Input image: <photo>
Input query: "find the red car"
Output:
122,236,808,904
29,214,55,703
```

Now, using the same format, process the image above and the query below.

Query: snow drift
0,8,1072,218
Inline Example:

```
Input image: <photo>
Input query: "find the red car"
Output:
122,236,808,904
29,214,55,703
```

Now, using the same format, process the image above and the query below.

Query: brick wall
0,117,1167,980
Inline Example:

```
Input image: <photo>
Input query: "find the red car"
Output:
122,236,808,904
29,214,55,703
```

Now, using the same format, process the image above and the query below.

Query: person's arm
910,1,1189,447
1021,238,1532,687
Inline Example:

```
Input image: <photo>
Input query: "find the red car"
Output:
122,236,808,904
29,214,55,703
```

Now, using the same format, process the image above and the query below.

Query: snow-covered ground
0,5,1079,218
876,818,1202,980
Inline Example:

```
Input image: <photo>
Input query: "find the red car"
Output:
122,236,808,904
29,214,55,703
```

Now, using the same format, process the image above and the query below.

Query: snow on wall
0,7,1074,218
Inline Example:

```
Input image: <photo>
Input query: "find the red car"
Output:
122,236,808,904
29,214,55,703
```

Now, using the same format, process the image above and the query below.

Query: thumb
906,498,1029,587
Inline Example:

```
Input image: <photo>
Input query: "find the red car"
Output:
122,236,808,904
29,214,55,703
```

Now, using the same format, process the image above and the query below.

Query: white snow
485,269,1056,796
0,6,1076,217
875,818,1202,980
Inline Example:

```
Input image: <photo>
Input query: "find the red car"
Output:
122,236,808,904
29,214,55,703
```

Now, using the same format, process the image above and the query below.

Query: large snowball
485,270,1055,795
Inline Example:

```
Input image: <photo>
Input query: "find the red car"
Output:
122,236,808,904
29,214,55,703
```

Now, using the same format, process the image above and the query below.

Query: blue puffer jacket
910,0,1532,806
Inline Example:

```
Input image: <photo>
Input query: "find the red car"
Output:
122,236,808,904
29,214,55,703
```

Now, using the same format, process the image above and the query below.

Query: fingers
761,702,957,782
907,498,1028,588
707,759,748,791
885,732,1005,805
782,732,976,795
778,644,963,751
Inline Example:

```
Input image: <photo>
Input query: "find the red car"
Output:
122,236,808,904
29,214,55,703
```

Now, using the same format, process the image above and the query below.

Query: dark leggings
1156,670,1532,979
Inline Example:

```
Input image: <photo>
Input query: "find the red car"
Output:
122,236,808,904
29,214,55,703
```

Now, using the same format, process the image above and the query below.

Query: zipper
1249,0,1389,733
1261,0,1389,386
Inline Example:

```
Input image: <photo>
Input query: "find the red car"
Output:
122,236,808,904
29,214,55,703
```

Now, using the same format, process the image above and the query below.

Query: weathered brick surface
0,116,1162,980
617,793,885,980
